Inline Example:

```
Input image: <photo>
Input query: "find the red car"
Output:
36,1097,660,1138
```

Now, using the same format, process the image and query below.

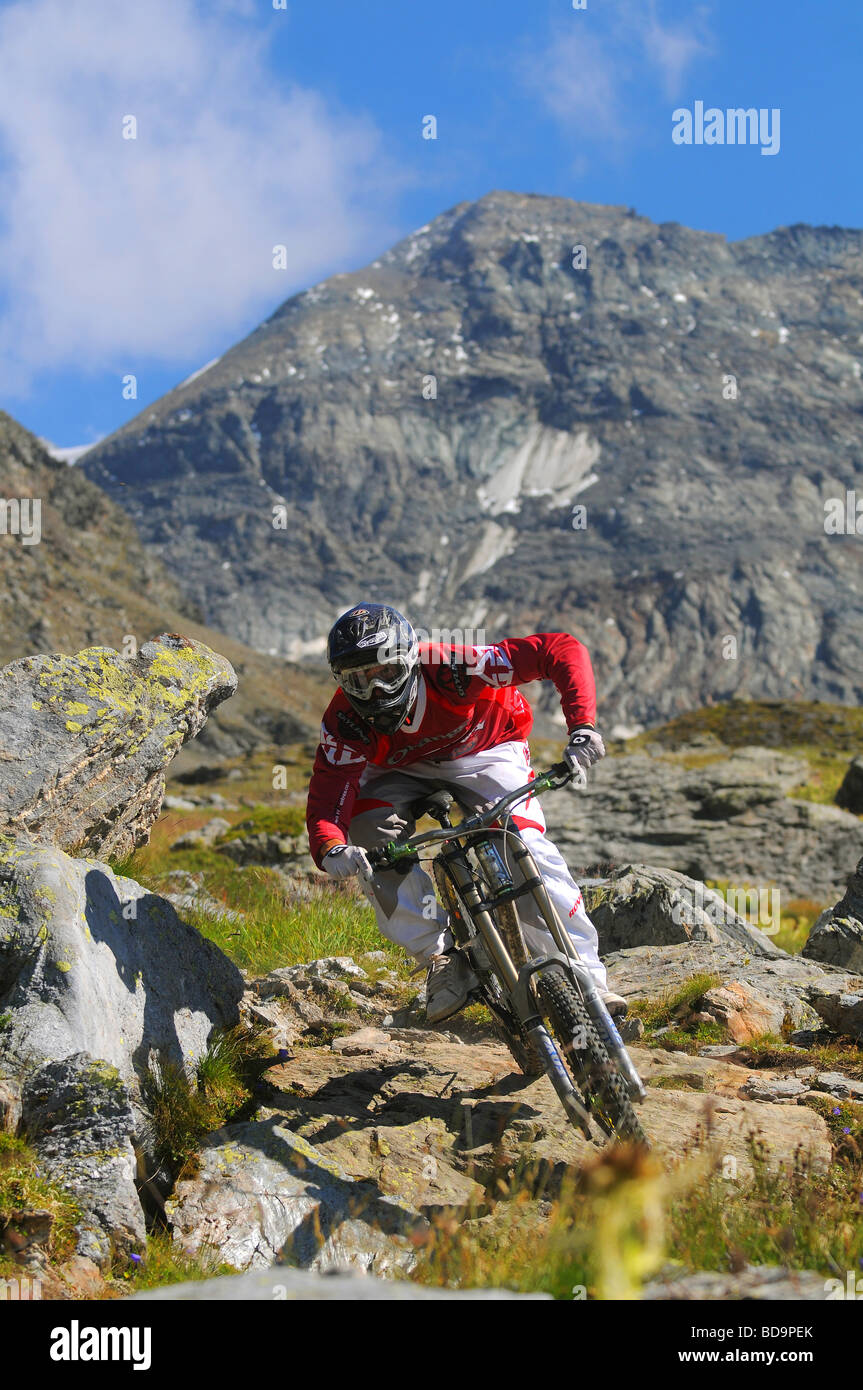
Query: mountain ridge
80,190,863,727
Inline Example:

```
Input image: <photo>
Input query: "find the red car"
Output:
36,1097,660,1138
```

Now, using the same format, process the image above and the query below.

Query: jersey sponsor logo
385,715,474,764
437,657,471,698
320,725,366,767
470,644,514,687
336,708,372,745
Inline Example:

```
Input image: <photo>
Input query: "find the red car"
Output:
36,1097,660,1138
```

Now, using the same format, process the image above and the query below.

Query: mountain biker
306,603,627,1025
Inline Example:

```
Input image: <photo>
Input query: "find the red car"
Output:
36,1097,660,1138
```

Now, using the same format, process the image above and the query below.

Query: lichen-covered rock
803,856,863,972
166,1117,427,1274
697,981,791,1044
21,1053,145,1268
583,864,780,956
0,633,237,860
0,840,244,1087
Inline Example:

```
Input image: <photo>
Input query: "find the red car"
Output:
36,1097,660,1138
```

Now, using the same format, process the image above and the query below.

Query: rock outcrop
133,1267,545,1300
546,745,862,901
604,939,863,1040
20,1054,146,1266
582,862,780,956
803,856,863,972
0,841,244,1085
166,1118,426,1275
0,634,237,859
0,636,245,1268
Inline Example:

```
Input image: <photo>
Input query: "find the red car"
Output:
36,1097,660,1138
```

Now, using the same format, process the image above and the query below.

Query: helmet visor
338,659,412,701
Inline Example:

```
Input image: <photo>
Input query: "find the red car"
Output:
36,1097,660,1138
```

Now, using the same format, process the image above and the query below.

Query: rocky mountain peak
81,193,863,727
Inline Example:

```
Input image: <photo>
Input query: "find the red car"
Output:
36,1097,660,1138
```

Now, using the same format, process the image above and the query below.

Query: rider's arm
449,632,597,730
306,719,369,869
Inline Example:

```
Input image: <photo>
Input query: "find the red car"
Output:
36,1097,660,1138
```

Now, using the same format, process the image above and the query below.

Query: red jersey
306,633,597,866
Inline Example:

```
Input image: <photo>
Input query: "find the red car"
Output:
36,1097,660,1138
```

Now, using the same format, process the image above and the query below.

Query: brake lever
545,760,579,790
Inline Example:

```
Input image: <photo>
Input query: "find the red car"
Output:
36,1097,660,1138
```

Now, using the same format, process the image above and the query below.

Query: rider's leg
430,740,609,992
348,775,449,961
348,769,477,1022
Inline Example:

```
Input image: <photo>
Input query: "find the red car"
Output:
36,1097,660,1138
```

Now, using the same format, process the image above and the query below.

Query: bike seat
409,789,455,825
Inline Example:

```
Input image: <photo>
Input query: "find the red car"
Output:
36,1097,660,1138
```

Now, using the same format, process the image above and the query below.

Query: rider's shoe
601,990,628,1019
426,950,478,1024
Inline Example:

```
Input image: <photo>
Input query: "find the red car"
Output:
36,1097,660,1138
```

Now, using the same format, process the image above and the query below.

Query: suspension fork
440,849,593,1135
505,832,647,1102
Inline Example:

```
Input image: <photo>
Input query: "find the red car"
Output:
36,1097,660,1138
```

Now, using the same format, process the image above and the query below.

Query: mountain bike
367,762,648,1147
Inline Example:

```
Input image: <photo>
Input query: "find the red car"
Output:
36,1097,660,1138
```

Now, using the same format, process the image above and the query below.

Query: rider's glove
564,725,606,772
322,844,374,883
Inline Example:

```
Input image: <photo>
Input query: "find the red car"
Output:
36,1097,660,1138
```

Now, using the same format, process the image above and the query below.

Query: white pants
348,740,607,990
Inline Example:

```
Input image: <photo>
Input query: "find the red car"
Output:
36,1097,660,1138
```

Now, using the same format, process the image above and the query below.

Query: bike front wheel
536,964,648,1146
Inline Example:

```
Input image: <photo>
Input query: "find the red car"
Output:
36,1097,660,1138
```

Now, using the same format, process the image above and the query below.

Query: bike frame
370,763,646,1107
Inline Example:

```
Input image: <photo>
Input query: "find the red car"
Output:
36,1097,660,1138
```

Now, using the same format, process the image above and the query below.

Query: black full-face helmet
327,603,420,734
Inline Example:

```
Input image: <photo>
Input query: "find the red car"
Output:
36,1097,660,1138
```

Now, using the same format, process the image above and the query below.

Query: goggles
337,658,413,701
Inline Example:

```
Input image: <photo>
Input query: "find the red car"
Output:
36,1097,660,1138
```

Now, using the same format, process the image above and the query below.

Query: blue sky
1,0,860,447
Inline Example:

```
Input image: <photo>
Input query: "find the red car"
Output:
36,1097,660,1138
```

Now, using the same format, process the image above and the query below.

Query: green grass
140,1025,272,1174
730,1038,863,1080
630,699,863,756
629,972,722,1032
0,1133,81,1259
413,1135,863,1298
626,973,726,1052
112,835,411,978
113,1231,236,1291
215,804,306,842
774,898,826,954
189,891,409,977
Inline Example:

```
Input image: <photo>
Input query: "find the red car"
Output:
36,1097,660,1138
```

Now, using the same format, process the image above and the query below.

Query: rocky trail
1,635,862,1301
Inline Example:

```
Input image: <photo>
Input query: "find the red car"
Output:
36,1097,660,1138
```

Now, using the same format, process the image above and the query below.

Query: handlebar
366,760,581,871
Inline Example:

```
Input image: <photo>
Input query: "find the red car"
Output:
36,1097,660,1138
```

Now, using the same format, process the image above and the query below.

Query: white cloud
0,0,400,392
524,0,713,143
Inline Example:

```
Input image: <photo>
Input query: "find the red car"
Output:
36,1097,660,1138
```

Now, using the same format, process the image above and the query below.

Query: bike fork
507,833,647,1103
525,1019,593,1137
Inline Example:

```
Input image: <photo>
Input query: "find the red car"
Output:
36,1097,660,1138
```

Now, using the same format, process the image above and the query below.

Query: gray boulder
165,1117,427,1275
836,757,863,814
807,985,863,1041
604,940,862,1039
548,746,863,900
584,863,781,956
803,856,863,972
0,634,236,860
0,840,244,1086
644,1264,833,1301
21,1053,145,1267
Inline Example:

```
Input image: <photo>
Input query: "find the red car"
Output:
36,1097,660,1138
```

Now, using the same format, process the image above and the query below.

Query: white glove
564,726,606,772
322,844,374,883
